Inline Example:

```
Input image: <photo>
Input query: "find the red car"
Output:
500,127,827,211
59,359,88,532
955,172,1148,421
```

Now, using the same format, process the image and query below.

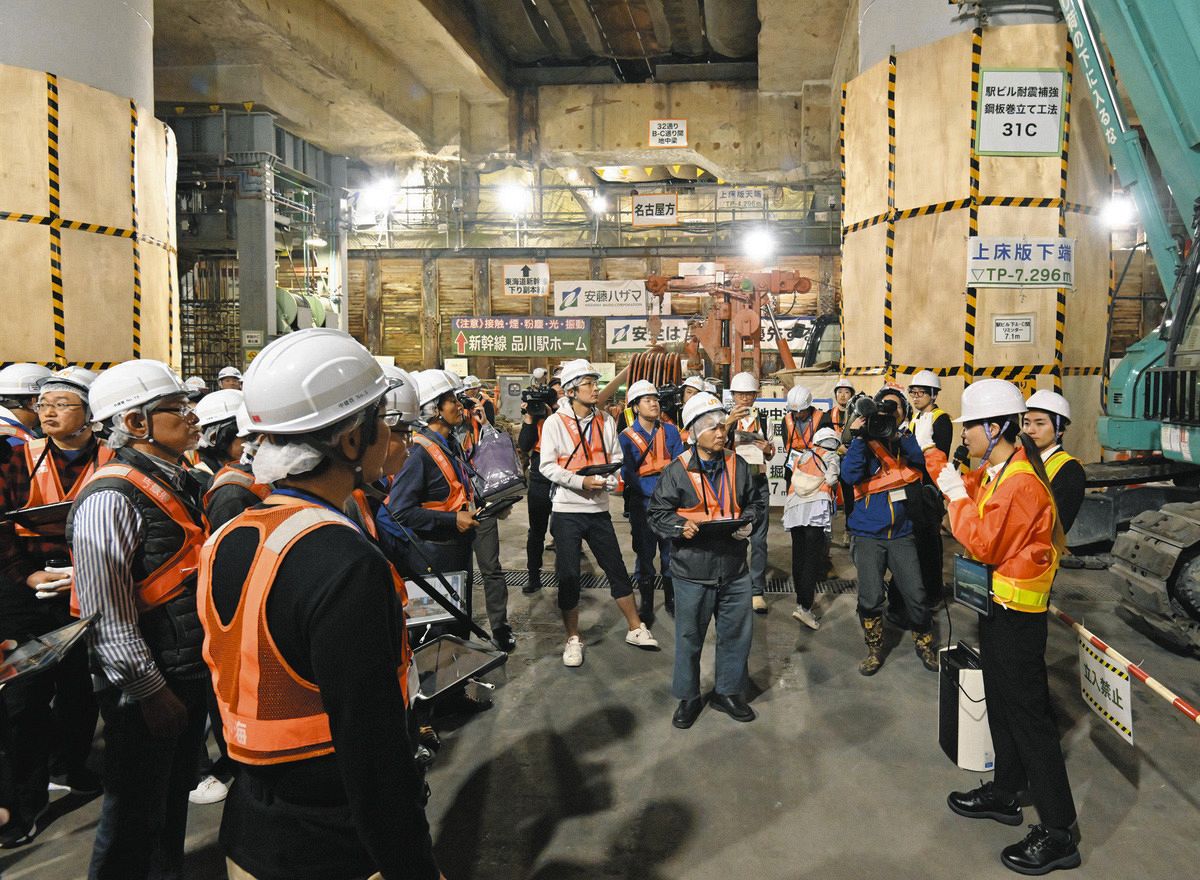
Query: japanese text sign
993,314,1035,344
450,317,590,357
717,187,765,211
967,237,1075,288
631,193,679,228
976,69,1065,156
553,280,669,316
648,119,687,147
604,317,691,351
502,263,550,296
1078,638,1133,745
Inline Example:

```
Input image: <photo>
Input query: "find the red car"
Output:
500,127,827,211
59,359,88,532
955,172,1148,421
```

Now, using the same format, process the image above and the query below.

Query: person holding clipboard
928,379,1080,875
539,359,658,668
650,393,765,728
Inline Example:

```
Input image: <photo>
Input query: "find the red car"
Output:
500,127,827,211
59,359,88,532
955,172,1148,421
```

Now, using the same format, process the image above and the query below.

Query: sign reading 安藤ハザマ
967,238,1075,289
976,69,1065,156
502,263,550,297
553,280,670,316
450,317,590,357
648,119,687,147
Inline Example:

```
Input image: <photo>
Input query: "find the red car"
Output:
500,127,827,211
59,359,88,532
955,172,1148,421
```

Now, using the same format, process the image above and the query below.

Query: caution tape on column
884,54,896,369
47,73,66,367
1053,40,1073,394
965,27,982,387
0,212,174,249
129,100,142,358
840,196,1103,235
839,83,848,373
840,364,1102,381
0,361,118,371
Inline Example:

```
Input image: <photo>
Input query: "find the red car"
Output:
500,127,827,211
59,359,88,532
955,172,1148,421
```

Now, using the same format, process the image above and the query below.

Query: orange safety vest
556,410,609,472
17,438,113,536
533,418,544,454
201,463,271,527
830,406,845,433
622,422,672,477
677,450,742,522
853,440,923,502
198,499,411,766
788,450,834,497
782,413,817,458
974,459,1058,612
69,462,204,614
348,489,413,689
412,433,470,512
0,420,37,443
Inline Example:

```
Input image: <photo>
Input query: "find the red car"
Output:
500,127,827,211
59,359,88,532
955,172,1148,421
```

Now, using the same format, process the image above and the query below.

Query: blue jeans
628,496,671,581
748,479,770,596
672,572,753,700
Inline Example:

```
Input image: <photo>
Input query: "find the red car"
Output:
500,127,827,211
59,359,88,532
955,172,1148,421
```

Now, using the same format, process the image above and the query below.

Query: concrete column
326,155,350,331
0,0,154,108
589,257,605,364
421,255,439,368
235,163,277,365
364,255,382,353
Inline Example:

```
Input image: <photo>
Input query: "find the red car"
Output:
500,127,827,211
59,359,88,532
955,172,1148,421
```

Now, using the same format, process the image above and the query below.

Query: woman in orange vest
932,379,1080,875
0,370,104,845
197,329,444,880
782,426,841,632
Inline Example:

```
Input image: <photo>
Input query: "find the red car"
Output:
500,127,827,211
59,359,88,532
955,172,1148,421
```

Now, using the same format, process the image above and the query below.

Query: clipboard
0,614,96,686
576,462,621,476
2,501,73,532
474,495,521,521
696,516,752,538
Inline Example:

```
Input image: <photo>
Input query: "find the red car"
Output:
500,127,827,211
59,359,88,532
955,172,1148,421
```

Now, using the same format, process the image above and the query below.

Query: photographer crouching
841,388,940,675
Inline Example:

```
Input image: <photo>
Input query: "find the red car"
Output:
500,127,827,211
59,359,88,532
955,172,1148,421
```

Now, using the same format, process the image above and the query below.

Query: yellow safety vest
1043,448,1079,482
977,459,1058,613
908,407,948,434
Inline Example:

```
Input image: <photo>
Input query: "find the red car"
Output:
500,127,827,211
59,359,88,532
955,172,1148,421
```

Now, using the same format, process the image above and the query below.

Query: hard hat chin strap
976,418,1011,469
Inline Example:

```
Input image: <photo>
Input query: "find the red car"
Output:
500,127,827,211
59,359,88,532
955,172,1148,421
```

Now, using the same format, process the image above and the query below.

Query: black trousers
551,511,633,611
525,479,552,574
979,605,1077,830
789,525,826,609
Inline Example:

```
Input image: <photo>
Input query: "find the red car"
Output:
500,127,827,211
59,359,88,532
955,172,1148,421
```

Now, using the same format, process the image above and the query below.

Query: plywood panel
891,210,969,369
0,222,53,361
0,64,48,217
61,229,133,364
844,59,890,226
1065,67,1110,210
139,247,170,363
604,257,649,282
136,113,170,245
841,224,888,367
1062,375,1101,463
895,31,972,211
1063,212,1110,367
379,258,422,368
58,79,129,230
346,260,366,343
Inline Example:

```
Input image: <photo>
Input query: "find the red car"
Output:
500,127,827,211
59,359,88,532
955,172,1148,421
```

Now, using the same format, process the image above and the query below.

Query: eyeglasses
383,412,412,431
907,389,930,397
34,402,84,413
152,405,196,419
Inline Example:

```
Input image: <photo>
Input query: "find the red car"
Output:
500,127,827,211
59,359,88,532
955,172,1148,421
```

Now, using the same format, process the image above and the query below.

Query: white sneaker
188,775,229,805
562,636,584,667
625,624,659,650
792,605,821,630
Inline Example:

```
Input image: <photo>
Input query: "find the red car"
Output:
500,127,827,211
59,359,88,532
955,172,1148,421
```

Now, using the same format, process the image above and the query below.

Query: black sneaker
1000,825,1080,875
947,781,1023,826
0,804,49,849
522,571,543,595
493,625,517,653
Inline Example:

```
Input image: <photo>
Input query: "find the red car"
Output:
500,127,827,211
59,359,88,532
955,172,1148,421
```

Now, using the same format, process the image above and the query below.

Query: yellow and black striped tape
842,212,890,235
965,27,983,387
889,365,966,377
893,198,972,221
841,364,1103,381
839,83,848,370
1053,42,1073,394
0,360,118,371
0,211,172,248
979,196,1062,209
129,100,142,359
47,73,66,367
884,55,896,368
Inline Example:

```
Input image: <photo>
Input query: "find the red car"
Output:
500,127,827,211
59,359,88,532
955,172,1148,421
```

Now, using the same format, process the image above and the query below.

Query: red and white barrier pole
1048,603,1200,728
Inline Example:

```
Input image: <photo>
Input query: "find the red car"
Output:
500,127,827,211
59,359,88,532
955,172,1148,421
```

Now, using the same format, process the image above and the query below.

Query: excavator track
1109,501,1200,655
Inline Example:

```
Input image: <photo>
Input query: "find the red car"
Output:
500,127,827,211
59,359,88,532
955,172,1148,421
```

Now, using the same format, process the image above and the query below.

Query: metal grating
483,571,858,595
179,257,240,382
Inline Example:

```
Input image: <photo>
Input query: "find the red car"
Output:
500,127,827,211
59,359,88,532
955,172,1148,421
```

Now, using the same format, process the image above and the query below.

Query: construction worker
841,385,939,674
783,426,842,632
1023,390,1086,532
184,376,208,400
619,380,685,625
216,365,243,390
932,380,1080,875
677,377,708,443
539,358,658,667
531,366,548,387
66,360,209,879
0,364,50,447
649,393,764,727
196,329,443,880
725,371,774,613
907,370,952,455
781,384,834,487
193,388,245,478
0,370,104,847
202,402,271,532
830,377,855,435
462,375,495,426
518,377,562,596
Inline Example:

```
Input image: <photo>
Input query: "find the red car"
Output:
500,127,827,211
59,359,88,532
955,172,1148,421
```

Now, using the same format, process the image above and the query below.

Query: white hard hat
814,427,841,450
242,328,388,434
195,388,244,427
626,379,658,405
703,381,719,394
1026,390,1071,422
786,385,814,412
954,379,1028,424
0,363,52,397
89,360,190,423
833,377,855,392
37,369,95,411
463,375,482,390
681,376,706,393
909,370,942,391
383,366,420,425
415,369,458,409
184,375,208,392
532,367,547,380
218,366,243,381
442,370,465,392
560,358,600,390
681,393,726,430
54,366,99,387
729,372,760,394
235,403,255,438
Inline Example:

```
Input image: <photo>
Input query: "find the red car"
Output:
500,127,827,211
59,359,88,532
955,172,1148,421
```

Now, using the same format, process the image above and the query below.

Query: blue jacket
378,428,471,545
840,432,927,539
619,419,685,500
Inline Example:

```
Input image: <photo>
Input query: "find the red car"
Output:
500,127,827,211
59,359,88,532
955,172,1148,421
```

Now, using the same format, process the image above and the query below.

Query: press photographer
518,376,561,595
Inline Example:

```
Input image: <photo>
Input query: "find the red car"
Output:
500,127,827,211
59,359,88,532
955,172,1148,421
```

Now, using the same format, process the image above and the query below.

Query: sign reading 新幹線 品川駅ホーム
450,316,590,357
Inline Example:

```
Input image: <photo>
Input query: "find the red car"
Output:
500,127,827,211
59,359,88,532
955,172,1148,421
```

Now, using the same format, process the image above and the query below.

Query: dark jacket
518,416,550,485
1048,454,1086,533
649,449,765,584
381,428,471,544
840,432,928,540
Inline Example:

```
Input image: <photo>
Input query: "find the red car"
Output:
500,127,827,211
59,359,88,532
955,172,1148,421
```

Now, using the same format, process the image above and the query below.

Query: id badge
786,449,803,470
888,488,907,503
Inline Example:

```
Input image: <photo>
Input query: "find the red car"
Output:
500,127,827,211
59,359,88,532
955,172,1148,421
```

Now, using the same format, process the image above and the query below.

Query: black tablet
410,635,508,702
475,495,521,521
0,615,96,685
696,516,753,537
576,462,621,476
953,555,993,617
3,501,73,531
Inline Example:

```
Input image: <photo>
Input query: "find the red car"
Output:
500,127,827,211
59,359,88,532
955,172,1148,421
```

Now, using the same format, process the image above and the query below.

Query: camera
850,394,900,441
656,384,682,422
521,385,558,417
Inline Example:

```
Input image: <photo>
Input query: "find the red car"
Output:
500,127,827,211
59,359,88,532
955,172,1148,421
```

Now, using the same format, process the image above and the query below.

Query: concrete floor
5,505,1200,880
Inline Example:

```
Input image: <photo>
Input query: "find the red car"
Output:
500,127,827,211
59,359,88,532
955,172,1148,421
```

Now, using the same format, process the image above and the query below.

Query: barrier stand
1048,602,1200,727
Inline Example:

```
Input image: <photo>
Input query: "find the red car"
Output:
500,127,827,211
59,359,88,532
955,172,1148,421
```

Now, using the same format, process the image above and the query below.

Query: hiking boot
947,781,1023,825
858,614,884,675
1000,825,1080,875
913,630,939,671
523,569,543,595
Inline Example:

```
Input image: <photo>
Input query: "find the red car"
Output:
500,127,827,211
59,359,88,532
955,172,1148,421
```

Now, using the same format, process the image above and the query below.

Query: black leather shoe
522,571,542,595
671,698,704,729
493,626,517,653
709,692,755,722
1000,825,1080,875
947,781,1023,826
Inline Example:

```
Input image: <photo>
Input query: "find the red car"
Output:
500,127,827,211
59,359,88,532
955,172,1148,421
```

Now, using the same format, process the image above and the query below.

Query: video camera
656,384,682,422
849,393,900,441
521,385,558,417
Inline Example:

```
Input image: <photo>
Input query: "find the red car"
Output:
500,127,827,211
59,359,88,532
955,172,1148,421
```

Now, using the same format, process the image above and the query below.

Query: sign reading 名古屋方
967,237,1075,289
631,193,679,228
450,317,590,357
976,68,1065,156
553,280,670,316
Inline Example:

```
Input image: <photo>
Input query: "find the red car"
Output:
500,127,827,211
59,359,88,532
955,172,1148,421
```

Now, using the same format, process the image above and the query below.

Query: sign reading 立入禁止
553,280,670,316
450,317,590,357
1078,638,1133,745
502,263,550,297
604,317,692,351
631,193,679,228
967,237,1075,288
648,119,687,147
717,187,765,211
993,314,1035,344
976,69,1065,156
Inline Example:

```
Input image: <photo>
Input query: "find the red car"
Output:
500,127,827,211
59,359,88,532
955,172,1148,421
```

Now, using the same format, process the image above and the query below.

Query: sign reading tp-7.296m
451,317,590,357
967,237,1075,289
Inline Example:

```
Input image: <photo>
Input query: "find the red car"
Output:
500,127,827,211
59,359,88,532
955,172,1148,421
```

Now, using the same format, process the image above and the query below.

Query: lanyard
271,487,363,535
424,429,473,496
698,458,728,515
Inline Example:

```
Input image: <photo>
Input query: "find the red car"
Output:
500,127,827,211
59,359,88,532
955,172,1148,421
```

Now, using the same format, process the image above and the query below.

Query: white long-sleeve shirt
538,397,622,514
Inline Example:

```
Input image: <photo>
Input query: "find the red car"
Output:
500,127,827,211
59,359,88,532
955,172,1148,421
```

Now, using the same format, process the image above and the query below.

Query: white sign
717,187,765,211
631,193,679,228
443,357,468,377
553,280,669,316
762,315,818,349
242,330,264,347
502,262,550,297
678,261,725,280
648,118,687,147
993,314,1035,344
977,69,1065,156
967,237,1075,288
1078,638,1133,745
604,317,691,351
1160,424,1193,462
731,398,835,507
